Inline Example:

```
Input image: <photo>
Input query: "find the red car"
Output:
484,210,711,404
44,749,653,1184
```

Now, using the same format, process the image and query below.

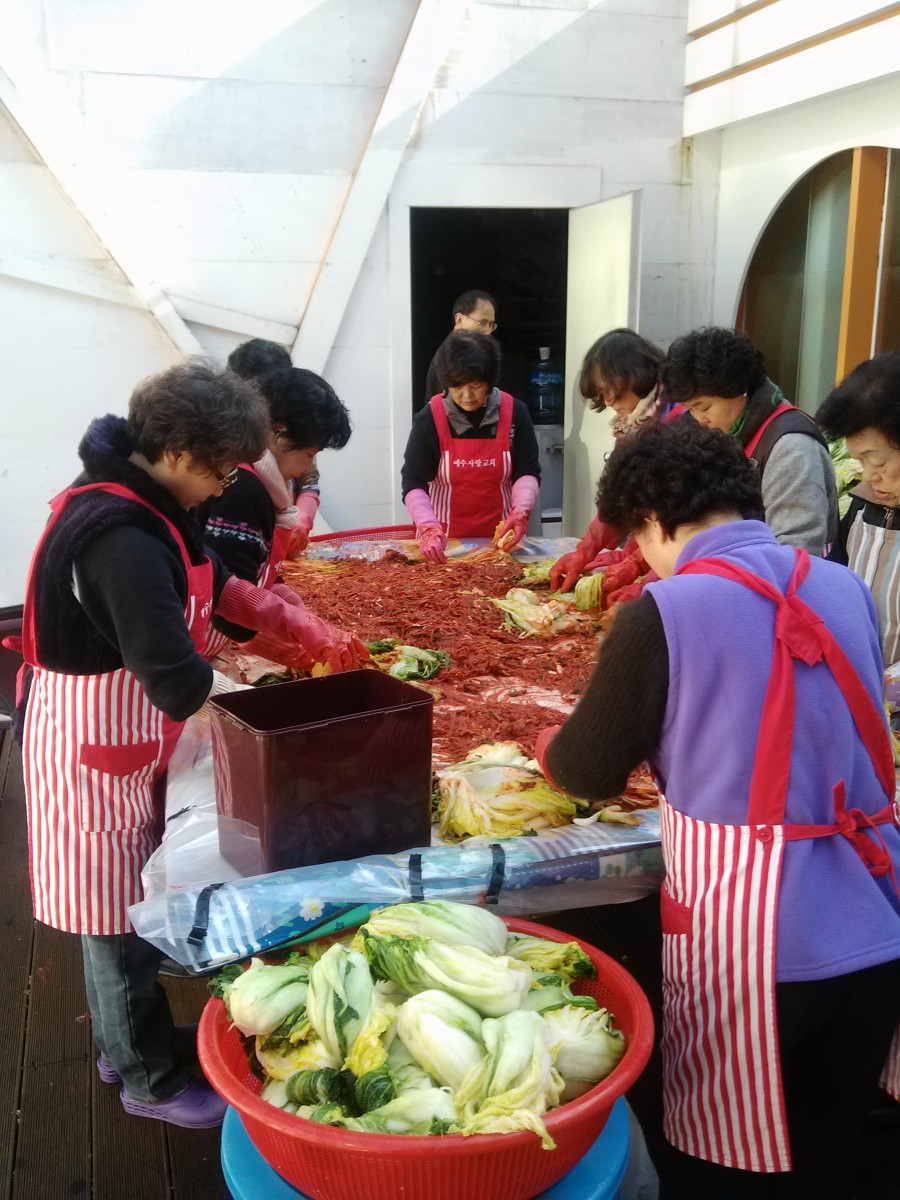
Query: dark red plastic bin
209,670,434,874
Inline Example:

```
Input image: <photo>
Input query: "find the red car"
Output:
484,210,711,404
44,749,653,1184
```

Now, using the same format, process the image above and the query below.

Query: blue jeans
81,932,190,1102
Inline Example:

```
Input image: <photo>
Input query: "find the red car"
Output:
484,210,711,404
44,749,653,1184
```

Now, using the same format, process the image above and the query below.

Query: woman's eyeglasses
210,464,239,489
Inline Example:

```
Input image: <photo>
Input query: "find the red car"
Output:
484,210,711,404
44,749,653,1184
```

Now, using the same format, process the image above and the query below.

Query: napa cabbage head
520,973,599,1014
504,934,596,982
436,759,580,842
386,1035,437,1094
343,990,398,1076
255,1032,340,1080
220,956,312,1036
341,1089,460,1135
455,1009,562,1150
394,989,484,1090
353,900,508,957
284,1067,355,1109
361,932,532,1017
542,1005,626,1101
306,943,374,1065
259,1077,298,1112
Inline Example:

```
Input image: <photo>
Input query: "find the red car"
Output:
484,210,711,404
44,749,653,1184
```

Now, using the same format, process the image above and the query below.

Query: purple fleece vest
645,520,900,982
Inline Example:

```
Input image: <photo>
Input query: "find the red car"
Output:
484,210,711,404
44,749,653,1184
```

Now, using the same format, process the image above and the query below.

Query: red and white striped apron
845,507,900,669
200,464,293,660
21,483,213,935
660,549,900,1171
428,392,513,538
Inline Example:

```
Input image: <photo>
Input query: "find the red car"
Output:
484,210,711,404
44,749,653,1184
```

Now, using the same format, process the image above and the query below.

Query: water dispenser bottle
526,347,564,425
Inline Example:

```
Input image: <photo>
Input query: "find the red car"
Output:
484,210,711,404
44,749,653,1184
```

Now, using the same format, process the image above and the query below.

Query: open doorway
410,207,568,410
409,207,568,534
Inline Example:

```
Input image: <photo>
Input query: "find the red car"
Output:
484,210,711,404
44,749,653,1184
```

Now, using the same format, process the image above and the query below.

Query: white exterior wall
0,0,707,604
707,74,900,325
683,0,900,322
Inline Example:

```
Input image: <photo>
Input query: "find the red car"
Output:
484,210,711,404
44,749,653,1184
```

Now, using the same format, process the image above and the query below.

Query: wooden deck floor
0,727,897,1200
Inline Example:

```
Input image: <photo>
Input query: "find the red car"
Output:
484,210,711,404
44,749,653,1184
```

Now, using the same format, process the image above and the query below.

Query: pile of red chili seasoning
280,550,604,765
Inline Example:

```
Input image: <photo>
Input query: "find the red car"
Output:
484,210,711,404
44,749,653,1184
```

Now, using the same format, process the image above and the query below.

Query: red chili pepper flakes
279,554,603,764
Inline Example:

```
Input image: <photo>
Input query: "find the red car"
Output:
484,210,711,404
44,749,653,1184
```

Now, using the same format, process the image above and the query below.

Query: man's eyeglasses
210,464,239,489
467,316,498,333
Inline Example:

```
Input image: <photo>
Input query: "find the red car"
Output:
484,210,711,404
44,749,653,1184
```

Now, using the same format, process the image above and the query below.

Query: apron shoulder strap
678,551,896,822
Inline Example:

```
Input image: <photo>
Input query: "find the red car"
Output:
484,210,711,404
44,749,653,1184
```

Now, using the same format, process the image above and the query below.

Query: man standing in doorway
423,289,497,405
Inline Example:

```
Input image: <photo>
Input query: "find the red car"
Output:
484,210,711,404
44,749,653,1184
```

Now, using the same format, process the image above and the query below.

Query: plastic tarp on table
128,537,664,970
130,813,664,971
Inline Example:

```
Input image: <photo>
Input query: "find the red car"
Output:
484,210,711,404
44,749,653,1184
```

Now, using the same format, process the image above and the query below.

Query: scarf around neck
252,449,298,529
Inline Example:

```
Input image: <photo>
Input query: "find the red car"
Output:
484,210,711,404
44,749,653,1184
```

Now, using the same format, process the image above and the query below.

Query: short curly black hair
434,330,502,390
226,338,292,381
659,327,767,404
578,328,664,411
128,358,269,471
257,367,351,451
597,419,764,537
816,351,900,447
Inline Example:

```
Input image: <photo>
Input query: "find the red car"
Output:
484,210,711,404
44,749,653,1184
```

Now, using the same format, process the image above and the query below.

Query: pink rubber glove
288,493,319,557
417,523,448,564
494,475,539,551
549,516,622,592
270,583,306,609
215,576,367,673
494,509,530,551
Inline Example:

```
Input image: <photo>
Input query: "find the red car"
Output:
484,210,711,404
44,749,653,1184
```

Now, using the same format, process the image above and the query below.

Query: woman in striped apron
538,419,900,1198
13,362,362,1130
818,352,900,678
401,330,540,563
202,366,352,661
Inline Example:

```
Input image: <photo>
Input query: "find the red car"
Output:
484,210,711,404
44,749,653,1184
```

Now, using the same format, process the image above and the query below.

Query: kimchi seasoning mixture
280,552,603,765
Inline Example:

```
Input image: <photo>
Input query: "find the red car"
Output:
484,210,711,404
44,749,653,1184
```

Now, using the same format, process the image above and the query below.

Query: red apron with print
428,392,514,538
659,549,900,1171
20,483,213,936
200,464,292,660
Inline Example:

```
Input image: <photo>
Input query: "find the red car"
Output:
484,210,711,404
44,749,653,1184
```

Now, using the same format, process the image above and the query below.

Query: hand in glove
605,568,658,608
270,582,306,609
549,517,623,592
417,522,448,564
287,523,311,556
215,576,367,674
288,492,319,558
493,509,530,552
533,725,562,782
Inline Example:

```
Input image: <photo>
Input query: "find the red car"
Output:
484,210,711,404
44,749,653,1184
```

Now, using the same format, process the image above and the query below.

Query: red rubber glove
493,509,530,552
549,517,622,592
417,522,448,564
215,576,367,674
534,725,562,782
605,568,659,608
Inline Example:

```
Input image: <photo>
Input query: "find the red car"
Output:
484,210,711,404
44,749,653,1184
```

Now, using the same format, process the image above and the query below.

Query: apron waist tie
782,781,900,892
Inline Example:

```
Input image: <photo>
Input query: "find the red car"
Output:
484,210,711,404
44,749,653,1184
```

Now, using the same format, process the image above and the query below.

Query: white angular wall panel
0,164,115,260
78,74,384,174
441,5,685,103
0,277,179,604
416,90,591,165
90,169,350,325
44,0,417,88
